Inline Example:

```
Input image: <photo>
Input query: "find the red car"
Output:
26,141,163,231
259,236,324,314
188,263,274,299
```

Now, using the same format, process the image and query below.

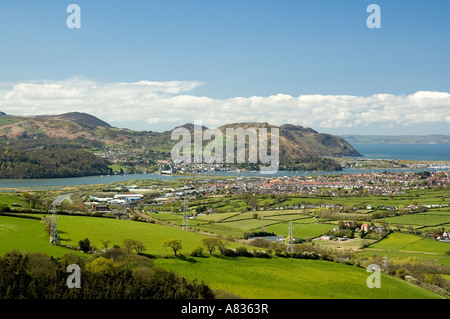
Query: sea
0,143,448,189
352,143,450,161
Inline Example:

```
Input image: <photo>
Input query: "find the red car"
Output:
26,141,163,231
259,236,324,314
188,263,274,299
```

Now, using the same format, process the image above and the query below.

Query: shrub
190,247,204,257
252,251,270,258
236,246,251,257
222,248,237,257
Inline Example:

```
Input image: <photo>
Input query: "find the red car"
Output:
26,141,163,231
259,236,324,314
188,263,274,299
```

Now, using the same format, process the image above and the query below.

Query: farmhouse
319,235,334,240
92,203,109,212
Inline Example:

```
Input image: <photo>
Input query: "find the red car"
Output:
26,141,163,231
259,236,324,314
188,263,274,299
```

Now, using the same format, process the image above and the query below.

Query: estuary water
0,167,448,189
0,143,448,189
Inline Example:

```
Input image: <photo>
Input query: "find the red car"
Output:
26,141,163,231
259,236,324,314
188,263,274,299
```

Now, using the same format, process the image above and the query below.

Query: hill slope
0,112,361,176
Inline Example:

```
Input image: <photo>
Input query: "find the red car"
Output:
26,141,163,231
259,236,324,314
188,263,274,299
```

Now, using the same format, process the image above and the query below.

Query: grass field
55,215,251,256
265,221,335,239
155,256,442,299
0,215,79,257
0,194,29,208
0,213,445,299
148,210,335,240
380,212,450,227
362,232,450,266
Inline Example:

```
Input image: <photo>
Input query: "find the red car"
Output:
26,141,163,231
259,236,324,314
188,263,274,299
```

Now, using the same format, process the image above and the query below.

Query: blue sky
0,1,449,134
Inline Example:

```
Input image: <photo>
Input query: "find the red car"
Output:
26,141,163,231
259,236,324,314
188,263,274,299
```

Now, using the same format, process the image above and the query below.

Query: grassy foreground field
155,256,441,299
0,214,444,299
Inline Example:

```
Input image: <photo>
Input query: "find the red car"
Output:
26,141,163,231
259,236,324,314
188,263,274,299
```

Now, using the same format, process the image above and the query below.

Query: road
52,193,73,207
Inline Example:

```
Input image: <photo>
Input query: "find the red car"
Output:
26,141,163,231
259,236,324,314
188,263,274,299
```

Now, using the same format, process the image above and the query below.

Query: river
0,167,448,189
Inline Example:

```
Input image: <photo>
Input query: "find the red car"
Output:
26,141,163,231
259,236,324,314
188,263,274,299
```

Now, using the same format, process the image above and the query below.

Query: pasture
155,256,441,299
0,213,446,299
148,209,335,240
0,215,77,257
362,232,450,266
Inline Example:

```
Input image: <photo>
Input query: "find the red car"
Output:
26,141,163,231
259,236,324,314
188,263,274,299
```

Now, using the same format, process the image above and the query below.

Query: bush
249,238,272,248
190,247,204,257
236,247,252,257
252,250,270,258
222,248,237,257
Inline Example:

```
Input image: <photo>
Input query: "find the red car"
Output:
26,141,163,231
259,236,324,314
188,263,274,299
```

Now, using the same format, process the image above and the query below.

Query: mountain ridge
0,112,361,164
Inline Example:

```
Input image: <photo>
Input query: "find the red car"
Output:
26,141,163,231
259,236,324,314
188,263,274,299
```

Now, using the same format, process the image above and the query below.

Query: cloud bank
0,77,449,131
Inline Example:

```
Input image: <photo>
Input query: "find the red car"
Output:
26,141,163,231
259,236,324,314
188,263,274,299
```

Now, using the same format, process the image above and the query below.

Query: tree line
0,147,111,179
0,249,213,299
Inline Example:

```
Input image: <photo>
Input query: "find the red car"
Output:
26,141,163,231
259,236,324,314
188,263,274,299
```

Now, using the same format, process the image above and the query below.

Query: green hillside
156,257,441,299
0,214,443,299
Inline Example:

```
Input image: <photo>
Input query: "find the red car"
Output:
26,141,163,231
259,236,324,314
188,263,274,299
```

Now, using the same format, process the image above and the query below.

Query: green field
368,232,449,254
55,215,238,255
155,256,441,299
266,221,335,239
148,210,334,240
0,213,445,299
362,232,450,266
0,194,29,208
380,212,450,227
0,215,78,257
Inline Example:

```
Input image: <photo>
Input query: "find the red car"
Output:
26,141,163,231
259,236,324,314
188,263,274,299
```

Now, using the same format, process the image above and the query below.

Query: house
92,203,109,212
361,223,369,231
344,221,352,227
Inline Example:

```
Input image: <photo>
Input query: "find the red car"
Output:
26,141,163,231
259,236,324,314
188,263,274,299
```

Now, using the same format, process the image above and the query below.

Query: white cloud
0,77,449,131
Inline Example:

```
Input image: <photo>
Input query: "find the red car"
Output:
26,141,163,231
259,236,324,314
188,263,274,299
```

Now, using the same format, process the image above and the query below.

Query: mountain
55,112,112,129
0,112,359,156
0,112,361,177
217,122,360,159
0,112,137,144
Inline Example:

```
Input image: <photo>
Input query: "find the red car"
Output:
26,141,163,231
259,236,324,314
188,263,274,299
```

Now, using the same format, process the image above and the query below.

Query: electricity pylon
286,220,294,253
181,195,190,231
49,204,59,245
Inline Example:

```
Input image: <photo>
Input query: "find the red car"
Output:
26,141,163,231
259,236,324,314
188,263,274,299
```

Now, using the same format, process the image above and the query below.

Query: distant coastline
341,135,450,144
351,143,450,161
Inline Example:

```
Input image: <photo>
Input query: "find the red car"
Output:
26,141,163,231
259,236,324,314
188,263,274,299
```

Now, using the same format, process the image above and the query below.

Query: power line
182,194,190,232
287,220,294,253
49,204,59,245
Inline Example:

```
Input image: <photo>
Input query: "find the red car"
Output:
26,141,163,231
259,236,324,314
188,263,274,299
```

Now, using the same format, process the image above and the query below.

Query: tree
163,239,182,256
0,251,30,298
122,239,146,254
100,239,111,250
215,239,227,255
133,240,147,254
78,238,91,253
85,257,115,275
202,238,221,255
